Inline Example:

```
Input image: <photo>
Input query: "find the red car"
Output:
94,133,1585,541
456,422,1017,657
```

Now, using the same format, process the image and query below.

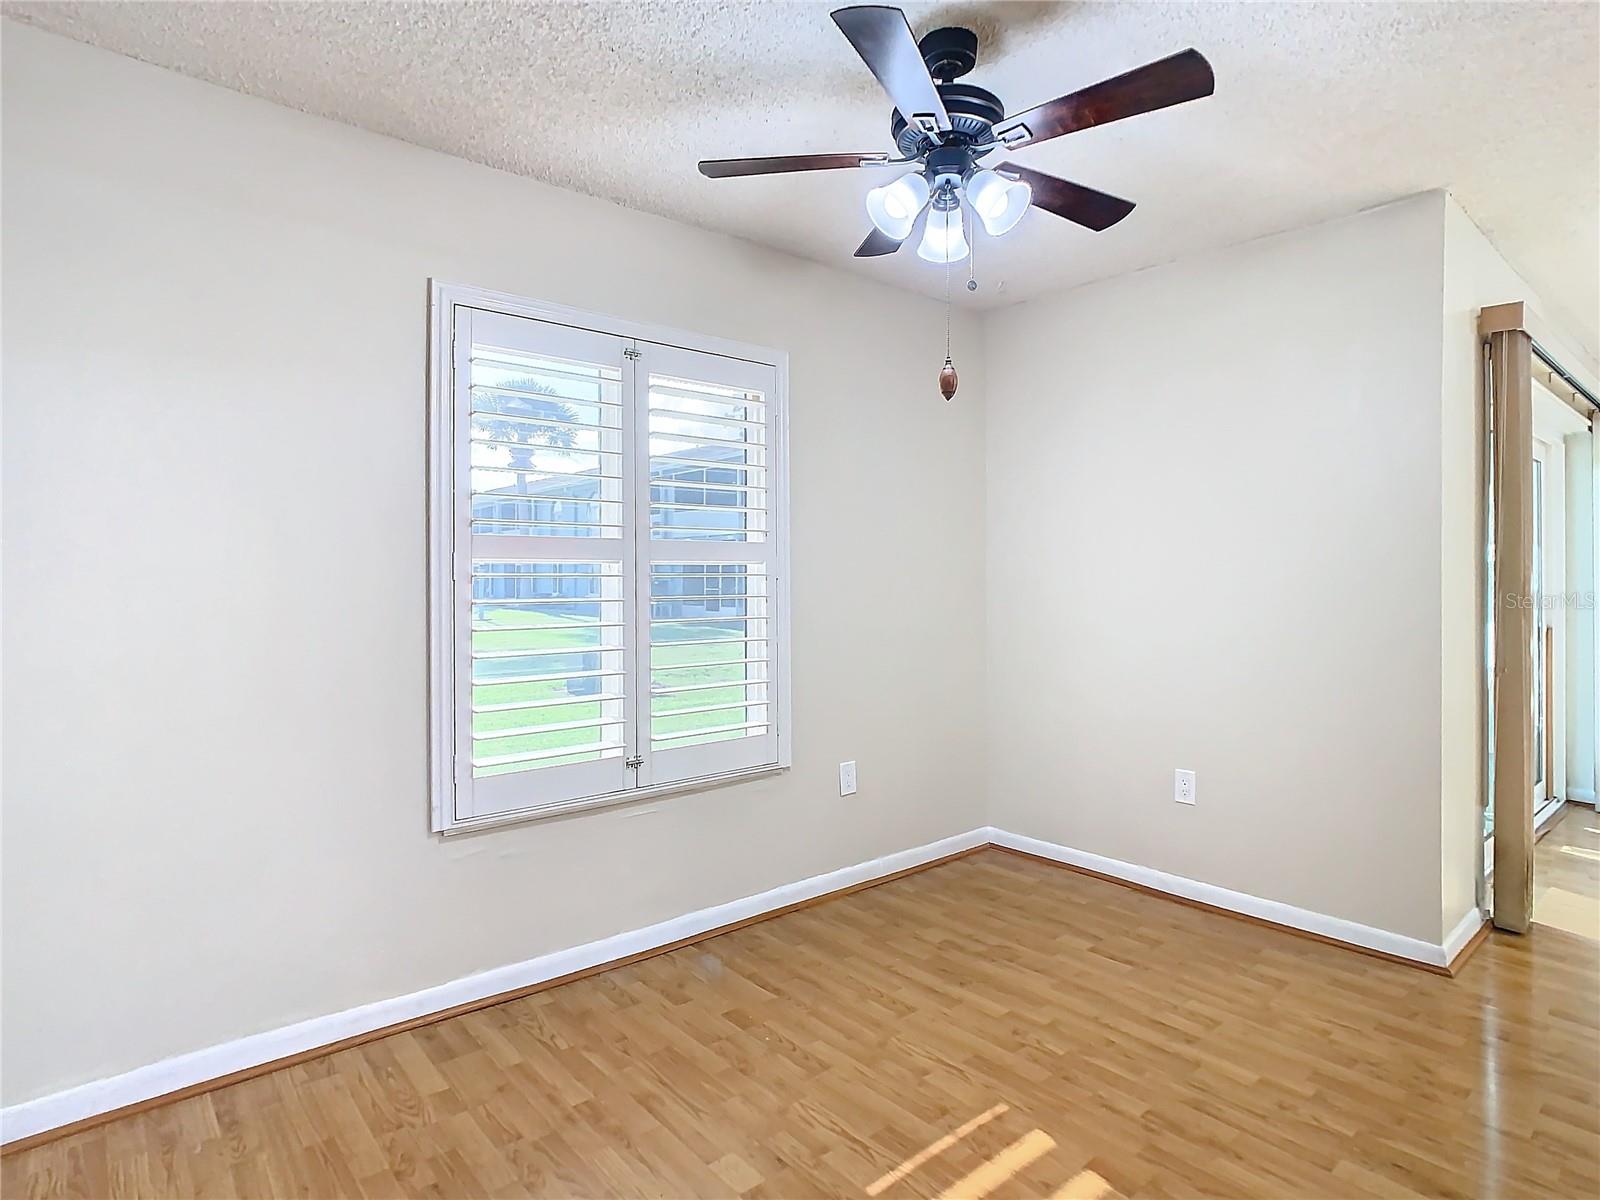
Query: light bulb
865,172,930,240
964,169,1031,236
916,204,970,264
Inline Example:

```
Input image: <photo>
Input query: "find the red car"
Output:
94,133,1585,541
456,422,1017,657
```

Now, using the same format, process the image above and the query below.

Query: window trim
427,280,792,834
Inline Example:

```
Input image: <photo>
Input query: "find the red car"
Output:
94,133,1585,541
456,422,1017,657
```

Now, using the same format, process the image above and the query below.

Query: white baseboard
1441,907,1486,962
0,827,989,1147
1569,787,1597,806
988,828,1464,969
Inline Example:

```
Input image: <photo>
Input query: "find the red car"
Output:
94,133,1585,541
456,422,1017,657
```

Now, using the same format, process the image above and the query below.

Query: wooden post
1490,328,1535,933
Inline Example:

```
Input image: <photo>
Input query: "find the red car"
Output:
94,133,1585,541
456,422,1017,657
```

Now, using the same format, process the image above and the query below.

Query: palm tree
473,376,599,540
478,375,581,450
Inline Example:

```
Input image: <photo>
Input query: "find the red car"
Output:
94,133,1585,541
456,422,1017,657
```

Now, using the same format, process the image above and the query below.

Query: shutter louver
470,560,626,775
650,563,773,750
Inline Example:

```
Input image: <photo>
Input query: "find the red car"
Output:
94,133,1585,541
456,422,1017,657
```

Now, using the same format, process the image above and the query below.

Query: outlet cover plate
1175,769,1196,805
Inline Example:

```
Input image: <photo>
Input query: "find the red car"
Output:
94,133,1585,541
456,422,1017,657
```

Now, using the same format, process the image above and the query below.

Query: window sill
438,764,791,837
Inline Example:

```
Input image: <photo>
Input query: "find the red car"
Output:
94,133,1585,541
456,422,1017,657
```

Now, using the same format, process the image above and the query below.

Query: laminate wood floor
1534,802,1600,940
6,847,1598,1199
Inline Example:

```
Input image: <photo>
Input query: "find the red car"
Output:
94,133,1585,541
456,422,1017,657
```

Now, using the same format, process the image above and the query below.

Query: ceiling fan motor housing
892,83,1004,158
891,26,1004,160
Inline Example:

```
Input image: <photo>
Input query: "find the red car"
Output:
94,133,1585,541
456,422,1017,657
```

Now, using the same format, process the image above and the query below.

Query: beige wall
1439,194,1491,937
0,24,988,1105
984,194,1452,942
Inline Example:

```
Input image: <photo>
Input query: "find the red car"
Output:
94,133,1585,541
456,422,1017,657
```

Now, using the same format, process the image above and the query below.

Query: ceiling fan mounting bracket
917,26,979,82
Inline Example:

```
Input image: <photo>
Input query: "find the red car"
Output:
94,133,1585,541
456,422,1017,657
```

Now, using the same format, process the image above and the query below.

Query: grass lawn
471,607,761,775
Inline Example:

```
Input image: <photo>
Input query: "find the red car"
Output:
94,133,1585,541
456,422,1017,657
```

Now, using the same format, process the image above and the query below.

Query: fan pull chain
944,248,951,358
938,209,958,401
960,202,972,294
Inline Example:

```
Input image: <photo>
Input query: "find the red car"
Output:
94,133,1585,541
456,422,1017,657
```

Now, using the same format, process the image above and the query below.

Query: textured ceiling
6,1,1598,340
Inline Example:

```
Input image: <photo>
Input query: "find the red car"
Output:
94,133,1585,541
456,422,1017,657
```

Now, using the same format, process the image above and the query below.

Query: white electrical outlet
839,761,858,796
1175,769,1196,805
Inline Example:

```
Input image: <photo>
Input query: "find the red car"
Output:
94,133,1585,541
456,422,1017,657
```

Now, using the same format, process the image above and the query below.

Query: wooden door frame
1485,318,1535,932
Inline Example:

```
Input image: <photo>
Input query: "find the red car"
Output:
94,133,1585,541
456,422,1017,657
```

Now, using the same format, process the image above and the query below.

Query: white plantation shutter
453,310,636,821
431,291,788,830
636,345,780,787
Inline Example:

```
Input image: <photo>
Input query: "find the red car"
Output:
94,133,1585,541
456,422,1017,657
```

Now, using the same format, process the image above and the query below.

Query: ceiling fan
698,5,1214,264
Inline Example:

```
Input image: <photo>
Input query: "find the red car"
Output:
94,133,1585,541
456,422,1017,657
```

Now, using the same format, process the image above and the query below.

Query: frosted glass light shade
965,169,1031,236
916,204,970,264
865,172,931,240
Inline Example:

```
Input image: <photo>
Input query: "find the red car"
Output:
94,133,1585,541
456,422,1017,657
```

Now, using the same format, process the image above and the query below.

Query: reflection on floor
4,849,1598,1198
1534,801,1600,941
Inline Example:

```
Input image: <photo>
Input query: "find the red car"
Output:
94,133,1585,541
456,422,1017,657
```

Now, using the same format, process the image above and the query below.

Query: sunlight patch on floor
1048,1167,1117,1199
1532,886,1600,940
935,1129,1057,1200
865,1104,1010,1196
863,1105,1109,1200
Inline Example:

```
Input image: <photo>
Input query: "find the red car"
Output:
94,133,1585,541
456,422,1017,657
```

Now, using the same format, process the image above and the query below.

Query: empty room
3,2,1599,1197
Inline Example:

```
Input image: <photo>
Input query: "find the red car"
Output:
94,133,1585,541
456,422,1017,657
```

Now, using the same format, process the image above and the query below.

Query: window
428,284,790,831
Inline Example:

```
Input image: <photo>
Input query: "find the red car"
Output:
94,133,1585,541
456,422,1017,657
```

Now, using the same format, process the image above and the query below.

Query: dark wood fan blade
853,207,926,259
992,49,1214,149
854,227,905,257
698,153,887,179
997,162,1135,231
831,7,951,132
